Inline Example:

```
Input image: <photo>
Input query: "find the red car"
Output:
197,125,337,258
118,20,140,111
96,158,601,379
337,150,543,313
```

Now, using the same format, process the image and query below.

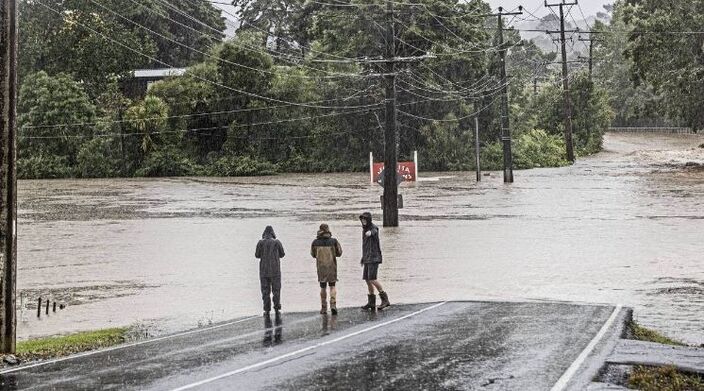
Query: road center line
170,301,449,391
0,315,260,375
550,304,622,391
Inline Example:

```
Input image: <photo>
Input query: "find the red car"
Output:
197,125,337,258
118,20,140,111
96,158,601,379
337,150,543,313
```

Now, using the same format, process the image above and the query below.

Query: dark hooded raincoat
359,212,382,264
255,226,285,278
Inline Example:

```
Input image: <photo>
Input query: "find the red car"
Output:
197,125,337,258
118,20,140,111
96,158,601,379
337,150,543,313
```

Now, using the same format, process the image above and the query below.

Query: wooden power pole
1,0,18,354
382,0,399,227
579,32,603,81
546,0,577,163
485,6,523,183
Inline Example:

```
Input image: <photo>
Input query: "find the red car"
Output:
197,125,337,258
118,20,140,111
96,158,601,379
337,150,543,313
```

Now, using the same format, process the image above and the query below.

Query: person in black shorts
359,212,390,311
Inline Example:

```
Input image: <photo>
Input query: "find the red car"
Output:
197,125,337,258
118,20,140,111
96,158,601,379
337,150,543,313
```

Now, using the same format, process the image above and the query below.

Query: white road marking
170,301,449,391
550,305,623,391
0,315,260,374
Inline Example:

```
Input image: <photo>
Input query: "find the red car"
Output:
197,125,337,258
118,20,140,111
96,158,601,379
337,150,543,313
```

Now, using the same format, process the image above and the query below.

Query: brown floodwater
16,132,704,344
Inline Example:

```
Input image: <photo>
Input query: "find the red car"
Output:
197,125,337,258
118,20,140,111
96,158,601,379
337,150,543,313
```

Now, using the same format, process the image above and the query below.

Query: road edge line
549,304,622,391
0,315,260,374
170,301,449,391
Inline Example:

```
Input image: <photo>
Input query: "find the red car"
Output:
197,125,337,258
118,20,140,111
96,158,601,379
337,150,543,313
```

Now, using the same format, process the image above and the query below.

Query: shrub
480,141,505,171
480,129,569,170
135,146,201,177
76,138,121,178
207,155,278,177
513,129,569,169
17,155,73,179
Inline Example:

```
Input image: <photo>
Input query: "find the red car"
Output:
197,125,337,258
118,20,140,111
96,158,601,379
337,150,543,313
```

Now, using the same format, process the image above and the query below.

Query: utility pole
382,0,399,227
485,6,523,183
546,0,577,163
474,117,481,182
310,2,433,227
0,0,18,354
533,77,538,96
578,32,603,81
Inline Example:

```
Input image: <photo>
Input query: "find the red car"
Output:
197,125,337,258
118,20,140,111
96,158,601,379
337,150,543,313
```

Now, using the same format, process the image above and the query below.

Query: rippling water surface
17,132,704,344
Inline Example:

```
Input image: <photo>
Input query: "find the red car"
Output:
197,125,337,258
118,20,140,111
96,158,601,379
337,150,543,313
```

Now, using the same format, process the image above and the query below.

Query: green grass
626,323,702,390
629,321,685,346
629,365,704,391
11,328,128,361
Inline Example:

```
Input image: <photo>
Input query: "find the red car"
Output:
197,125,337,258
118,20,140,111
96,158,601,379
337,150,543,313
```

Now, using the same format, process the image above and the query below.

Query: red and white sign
369,151,419,183
372,162,417,182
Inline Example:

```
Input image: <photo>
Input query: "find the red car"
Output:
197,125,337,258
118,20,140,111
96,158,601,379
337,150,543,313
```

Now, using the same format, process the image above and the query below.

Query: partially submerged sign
373,162,416,183
369,151,419,183
375,168,405,187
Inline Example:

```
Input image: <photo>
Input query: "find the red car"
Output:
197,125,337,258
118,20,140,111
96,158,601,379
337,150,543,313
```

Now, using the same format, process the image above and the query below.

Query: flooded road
16,132,704,345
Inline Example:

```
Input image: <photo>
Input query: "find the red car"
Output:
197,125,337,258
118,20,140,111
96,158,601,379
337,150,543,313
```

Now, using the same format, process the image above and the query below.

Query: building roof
132,68,187,79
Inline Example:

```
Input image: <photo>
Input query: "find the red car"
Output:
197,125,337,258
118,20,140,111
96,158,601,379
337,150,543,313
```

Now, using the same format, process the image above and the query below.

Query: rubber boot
330,289,338,316
361,294,376,311
320,290,328,314
377,291,391,311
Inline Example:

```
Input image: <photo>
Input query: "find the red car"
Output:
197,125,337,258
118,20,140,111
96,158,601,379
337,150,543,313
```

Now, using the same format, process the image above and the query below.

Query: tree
123,96,170,165
147,62,221,160
531,71,613,154
18,0,226,93
231,0,305,52
623,0,704,130
592,4,668,127
18,72,96,163
19,0,155,95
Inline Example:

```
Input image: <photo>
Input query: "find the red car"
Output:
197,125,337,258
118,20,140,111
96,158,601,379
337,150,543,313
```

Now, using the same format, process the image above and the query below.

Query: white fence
608,127,694,134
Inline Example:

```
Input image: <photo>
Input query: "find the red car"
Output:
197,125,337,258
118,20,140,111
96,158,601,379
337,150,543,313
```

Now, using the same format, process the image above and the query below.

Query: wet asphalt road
0,301,620,390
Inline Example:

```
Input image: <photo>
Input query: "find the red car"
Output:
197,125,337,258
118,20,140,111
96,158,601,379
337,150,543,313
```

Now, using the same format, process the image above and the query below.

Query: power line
21,108,381,140
36,0,382,111
397,88,504,122
202,0,366,61
21,92,377,130
121,0,370,79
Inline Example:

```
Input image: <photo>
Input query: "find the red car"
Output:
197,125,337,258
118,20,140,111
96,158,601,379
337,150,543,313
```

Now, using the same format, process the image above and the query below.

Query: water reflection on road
16,133,704,344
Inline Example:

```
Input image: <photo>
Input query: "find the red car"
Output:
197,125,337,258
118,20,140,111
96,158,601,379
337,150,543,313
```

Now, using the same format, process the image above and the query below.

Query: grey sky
487,0,609,16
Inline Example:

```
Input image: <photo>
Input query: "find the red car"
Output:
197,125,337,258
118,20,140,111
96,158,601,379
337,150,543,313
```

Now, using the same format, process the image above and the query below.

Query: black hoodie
359,212,382,264
255,226,286,278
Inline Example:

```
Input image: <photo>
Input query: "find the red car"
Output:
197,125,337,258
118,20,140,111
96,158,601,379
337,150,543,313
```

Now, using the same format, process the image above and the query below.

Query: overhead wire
35,0,382,111
123,0,371,79
21,108,382,140
203,0,369,61
22,85,381,130
89,0,361,81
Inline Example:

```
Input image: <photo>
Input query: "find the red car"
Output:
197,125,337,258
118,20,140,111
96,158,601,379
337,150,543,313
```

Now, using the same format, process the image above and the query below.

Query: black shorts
362,263,379,281
319,282,336,288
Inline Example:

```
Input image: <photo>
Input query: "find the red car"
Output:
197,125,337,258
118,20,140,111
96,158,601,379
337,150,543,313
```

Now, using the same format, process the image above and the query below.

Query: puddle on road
15,132,704,345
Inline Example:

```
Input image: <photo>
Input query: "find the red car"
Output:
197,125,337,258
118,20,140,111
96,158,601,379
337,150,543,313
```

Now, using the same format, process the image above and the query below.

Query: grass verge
626,322,702,390
628,321,685,346
629,365,704,391
4,328,128,363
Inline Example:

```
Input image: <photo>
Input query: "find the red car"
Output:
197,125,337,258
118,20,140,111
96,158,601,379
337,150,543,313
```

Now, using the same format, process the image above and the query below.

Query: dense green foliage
19,0,225,88
529,72,613,155
17,0,617,179
618,0,704,130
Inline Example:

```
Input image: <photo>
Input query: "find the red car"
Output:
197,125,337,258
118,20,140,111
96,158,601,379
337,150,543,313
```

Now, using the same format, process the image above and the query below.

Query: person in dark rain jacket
311,224,343,315
255,226,285,314
358,212,391,311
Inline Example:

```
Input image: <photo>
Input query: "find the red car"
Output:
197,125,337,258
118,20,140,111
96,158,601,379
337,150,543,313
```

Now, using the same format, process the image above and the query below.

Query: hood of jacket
262,226,276,239
316,231,332,239
317,223,332,239
359,212,373,227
